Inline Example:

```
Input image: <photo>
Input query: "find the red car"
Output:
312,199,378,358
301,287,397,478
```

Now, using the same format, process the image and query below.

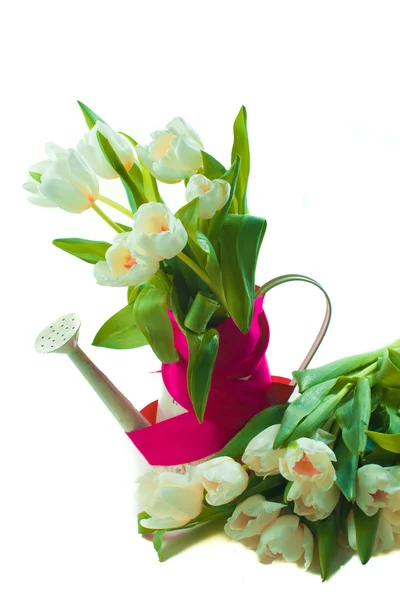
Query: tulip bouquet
27,102,400,579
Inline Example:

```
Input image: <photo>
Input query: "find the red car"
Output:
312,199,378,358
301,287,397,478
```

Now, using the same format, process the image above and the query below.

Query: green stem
177,252,229,314
91,203,124,233
98,194,133,219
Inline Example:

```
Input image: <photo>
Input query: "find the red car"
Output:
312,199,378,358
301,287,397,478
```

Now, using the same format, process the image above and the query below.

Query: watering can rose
136,117,203,183
131,203,188,260
23,143,99,213
93,232,159,287
77,121,134,180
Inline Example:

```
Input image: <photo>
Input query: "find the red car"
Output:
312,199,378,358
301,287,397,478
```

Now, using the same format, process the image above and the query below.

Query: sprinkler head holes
35,313,81,355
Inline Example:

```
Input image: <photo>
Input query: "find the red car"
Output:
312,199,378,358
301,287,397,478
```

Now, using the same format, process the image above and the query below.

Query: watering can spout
35,313,150,432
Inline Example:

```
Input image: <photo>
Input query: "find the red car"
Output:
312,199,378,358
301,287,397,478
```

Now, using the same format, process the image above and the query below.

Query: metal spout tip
35,313,81,355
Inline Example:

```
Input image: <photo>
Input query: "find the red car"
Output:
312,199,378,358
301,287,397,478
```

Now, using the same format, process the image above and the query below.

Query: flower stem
177,252,229,314
91,203,124,234
98,194,133,219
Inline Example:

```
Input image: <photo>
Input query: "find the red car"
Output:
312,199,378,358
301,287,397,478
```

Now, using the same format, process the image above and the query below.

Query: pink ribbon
127,295,293,465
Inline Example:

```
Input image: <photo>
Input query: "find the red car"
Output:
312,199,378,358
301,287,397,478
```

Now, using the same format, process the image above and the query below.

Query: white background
2,1,400,598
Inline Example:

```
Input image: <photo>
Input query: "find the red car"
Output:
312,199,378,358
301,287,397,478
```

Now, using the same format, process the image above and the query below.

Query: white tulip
77,121,134,179
93,232,159,287
347,508,400,555
136,117,203,184
137,468,204,530
195,457,249,506
224,494,285,541
355,464,400,516
131,202,188,260
279,437,337,491
185,174,230,220
23,143,99,213
256,514,314,570
288,482,340,521
242,424,286,477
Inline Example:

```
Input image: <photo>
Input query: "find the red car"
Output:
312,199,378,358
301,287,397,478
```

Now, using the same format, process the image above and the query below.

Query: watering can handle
256,274,332,377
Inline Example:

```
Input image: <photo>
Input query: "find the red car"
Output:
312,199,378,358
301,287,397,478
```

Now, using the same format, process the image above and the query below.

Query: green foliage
336,378,371,454
153,530,165,562
96,132,147,213
208,156,241,246
365,430,400,453
219,213,266,333
200,150,226,179
133,287,178,363
353,505,380,564
53,238,110,264
92,304,148,350
184,293,219,333
334,435,359,501
29,171,42,183
231,106,250,214
317,514,338,581
216,403,288,460
77,100,106,129
187,329,219,422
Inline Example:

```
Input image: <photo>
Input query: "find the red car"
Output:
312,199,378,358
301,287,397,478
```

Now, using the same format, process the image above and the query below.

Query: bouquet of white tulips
27,102,400,580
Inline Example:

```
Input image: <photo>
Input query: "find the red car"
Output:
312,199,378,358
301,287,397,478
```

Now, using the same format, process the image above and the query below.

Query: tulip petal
40,178,92,213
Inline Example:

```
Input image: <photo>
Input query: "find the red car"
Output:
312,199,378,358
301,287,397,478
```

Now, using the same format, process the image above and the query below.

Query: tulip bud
131,202,188,260
356,464,400,516
279,437,337,491
195,456,248,506
224,495,285,541
136,117,203,183
93,232,159,287
185,174,230,219
23,143,99,213
242,424,286,477
77,121,134,180
288,483,340,521
256,514,314,569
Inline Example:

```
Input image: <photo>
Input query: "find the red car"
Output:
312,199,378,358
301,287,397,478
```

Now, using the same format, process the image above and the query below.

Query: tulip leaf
362,444,400,466
208,155,241,246
365,430,400,453
92,304,148,350
353,505,380,564
216,403,288,460
273,379,338,448
231,106,250,214
219,213,266,333
53,237,111,264
29,171,42,183
317,513,338,581
382,386,400,433
133,287,178,364
334,435,359,502
224,475,286,508
293,349,381,393
376,348,400,388
336,378,371,454
122,132,164,205
153,530,165,562
200,150,226,179
184,292,219,333
77,100,106,129
96,132,147,213
187,329,219,423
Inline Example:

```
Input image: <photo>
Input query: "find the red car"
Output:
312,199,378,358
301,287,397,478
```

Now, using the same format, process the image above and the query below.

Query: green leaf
231,106,250,214
216,403,288,459
133,287,178,363
175,197,199,240
382,387,400,433
335,435,359,501
153,530,165,561
187,329,219,422
219,213,266,333
317,514,338,581
200,150,226,179
53,238,110,264
353,505,380,564
376,348,400,388
293,349,381,393
77,100,106,129
208,156,241,246
29,171,42,183
365,430,400,453
274,379,338,448
362,445,400,466
225,475,285,507
92,304,148,350
336,378,371,454
96,132,148,213
184,292,219,333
